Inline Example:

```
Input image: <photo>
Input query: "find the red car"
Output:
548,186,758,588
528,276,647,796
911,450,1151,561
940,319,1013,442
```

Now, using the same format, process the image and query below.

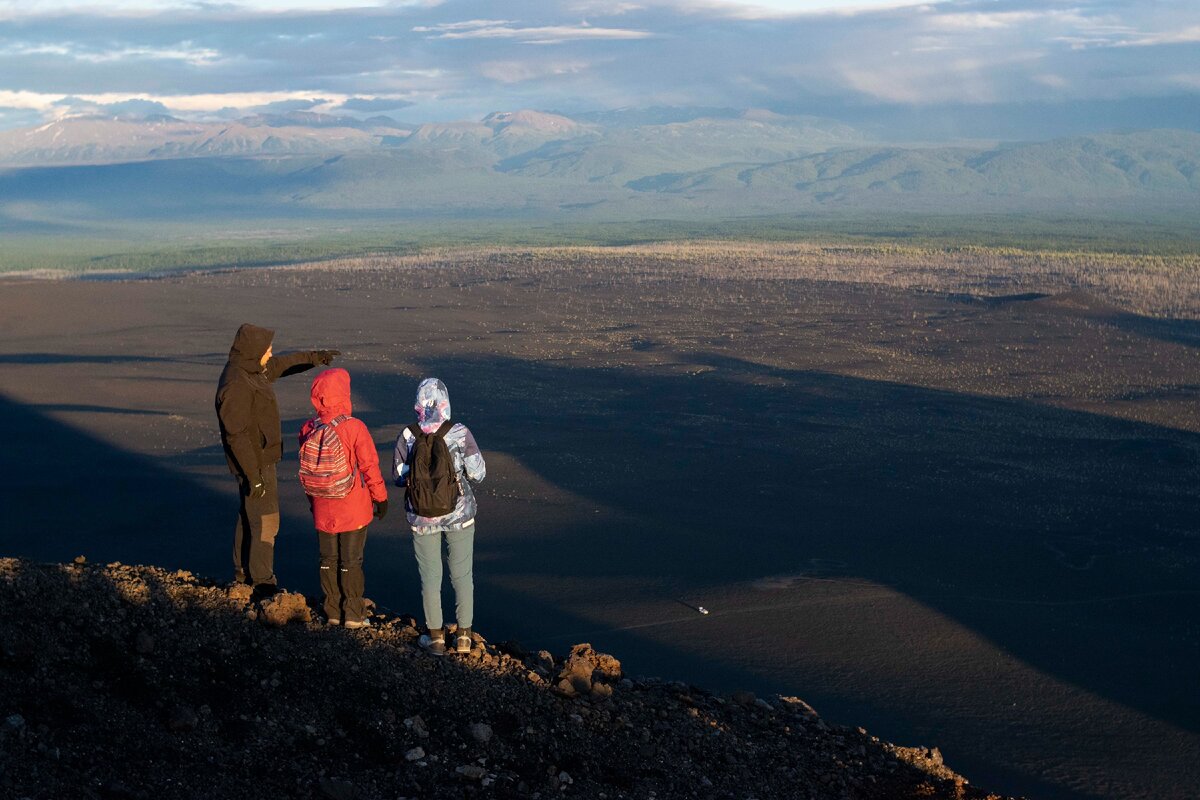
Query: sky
0,0,1197,136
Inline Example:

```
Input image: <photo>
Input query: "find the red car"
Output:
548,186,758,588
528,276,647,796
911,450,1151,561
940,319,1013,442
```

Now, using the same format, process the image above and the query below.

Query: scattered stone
456,764,487,781
779,696,820,720
565,643,621,681
406,715,429,739
258,591,311,627
731,690,757,707
496,640,528,660
167,706,198,733
565,669,592,695
101,779,138,798
405,747,425,762
2,713,26,738
558,645,607,696
469,722,493,744
134,630,155,655
227,583,253,603
319,776,360,800
73,555,87,565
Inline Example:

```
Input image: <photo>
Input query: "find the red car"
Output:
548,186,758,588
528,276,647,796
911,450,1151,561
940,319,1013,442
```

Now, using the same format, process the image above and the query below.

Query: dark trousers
232,463,280,588
318,527,368,623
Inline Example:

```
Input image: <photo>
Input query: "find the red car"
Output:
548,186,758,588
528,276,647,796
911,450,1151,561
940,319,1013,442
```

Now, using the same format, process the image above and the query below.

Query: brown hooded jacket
215,323,322,481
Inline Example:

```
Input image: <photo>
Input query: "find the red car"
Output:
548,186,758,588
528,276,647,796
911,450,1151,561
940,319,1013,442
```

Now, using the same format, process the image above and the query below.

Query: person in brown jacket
215,323,338,595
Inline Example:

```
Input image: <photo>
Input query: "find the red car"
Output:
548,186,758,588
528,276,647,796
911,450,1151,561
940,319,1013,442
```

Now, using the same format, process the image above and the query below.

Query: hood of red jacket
310,368,352,421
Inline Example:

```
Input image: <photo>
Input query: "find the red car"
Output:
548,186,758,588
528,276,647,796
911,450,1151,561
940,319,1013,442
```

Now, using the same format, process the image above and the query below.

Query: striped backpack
298,415,356,499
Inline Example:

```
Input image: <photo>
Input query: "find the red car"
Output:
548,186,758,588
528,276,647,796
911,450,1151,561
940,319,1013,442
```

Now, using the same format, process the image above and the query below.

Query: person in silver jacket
392,378,486,655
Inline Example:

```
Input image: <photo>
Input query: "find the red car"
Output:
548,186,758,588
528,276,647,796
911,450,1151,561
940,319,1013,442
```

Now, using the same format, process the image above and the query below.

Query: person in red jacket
299,368,388,628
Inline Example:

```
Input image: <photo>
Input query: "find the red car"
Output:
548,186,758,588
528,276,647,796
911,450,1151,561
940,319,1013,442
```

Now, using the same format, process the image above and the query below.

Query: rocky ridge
0,558,1015,800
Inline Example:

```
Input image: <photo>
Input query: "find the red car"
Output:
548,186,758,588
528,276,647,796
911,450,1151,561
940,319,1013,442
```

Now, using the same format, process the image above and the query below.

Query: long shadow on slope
350,352,1200,745
1112,314,1200,349
0,391,235,575
965,291,1200,350
5,353,1196,800
0,387,840,727
0,353,180,365
0,389,403,600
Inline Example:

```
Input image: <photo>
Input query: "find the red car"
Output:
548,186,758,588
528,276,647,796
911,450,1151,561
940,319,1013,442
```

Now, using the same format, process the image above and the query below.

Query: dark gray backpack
405,420,459,516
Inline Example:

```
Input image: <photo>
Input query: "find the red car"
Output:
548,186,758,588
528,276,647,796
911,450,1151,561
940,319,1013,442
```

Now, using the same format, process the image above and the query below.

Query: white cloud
1116,25,1200,47
417,22,653,44
0,43,75,57
649,0,933,19
925,10,1044,30
0,89,362,114
565,2,644,14
1169,73,1200,90
480,59,590,84
0,39,224,65
0,0,421,18
836,50,1046,104
0,0,1196,130
1032,73,1069,89
412,19,514,32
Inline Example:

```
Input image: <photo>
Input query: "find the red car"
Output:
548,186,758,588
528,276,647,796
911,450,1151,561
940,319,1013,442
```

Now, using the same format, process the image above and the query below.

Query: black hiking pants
233,463,279,589
318,526,368,623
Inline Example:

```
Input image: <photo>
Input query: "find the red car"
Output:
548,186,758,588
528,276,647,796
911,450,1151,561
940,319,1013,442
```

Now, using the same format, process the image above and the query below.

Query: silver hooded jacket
392,378,486,533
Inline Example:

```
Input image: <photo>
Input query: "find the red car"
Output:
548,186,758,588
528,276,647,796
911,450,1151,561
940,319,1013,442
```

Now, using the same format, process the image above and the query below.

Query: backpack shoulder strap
326,416,356,472
436,419,454,439
407,423,424,439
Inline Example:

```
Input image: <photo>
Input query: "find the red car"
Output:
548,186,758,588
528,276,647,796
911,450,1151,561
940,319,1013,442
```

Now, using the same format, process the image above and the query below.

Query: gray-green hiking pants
412,524,474,631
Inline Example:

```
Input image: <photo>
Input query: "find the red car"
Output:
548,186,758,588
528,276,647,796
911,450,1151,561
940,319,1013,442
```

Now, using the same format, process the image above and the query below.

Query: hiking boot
250,583,280,602
343,618,370,630
326,617,342,626
419,629,446,656
456,628,473,654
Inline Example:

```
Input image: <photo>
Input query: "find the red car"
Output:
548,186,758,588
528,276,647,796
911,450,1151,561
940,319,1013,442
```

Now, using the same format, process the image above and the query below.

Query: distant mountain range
0,108,1196,226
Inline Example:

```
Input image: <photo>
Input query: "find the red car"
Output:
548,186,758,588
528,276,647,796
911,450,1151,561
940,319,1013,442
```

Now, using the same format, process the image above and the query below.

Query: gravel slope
0,557,1014,800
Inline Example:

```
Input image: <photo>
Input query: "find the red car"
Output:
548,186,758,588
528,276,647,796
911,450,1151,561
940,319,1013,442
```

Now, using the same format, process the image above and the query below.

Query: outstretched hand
315,349,341,365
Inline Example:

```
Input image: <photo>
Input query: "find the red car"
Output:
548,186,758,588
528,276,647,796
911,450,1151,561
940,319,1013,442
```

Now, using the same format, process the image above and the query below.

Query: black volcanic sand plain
1,247,1198,800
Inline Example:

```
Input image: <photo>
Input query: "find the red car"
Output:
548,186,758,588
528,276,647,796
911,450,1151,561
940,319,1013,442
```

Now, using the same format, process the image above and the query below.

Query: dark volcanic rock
0,557,1019,800
166,705,198,732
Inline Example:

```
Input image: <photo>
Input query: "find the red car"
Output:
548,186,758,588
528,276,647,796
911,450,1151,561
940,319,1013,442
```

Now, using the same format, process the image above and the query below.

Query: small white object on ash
677,598,710,615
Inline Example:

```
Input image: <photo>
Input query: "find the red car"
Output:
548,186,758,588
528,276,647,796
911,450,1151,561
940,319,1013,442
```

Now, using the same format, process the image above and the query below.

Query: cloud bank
0,0,1196,136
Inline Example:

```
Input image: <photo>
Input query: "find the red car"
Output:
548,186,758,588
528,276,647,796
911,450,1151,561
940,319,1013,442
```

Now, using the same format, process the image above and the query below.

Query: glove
373,499,389,520
243,475,267,499
315,349,341,366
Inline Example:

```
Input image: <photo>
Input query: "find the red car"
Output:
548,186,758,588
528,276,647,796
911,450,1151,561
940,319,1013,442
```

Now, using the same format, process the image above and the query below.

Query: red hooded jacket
299,369,387,533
